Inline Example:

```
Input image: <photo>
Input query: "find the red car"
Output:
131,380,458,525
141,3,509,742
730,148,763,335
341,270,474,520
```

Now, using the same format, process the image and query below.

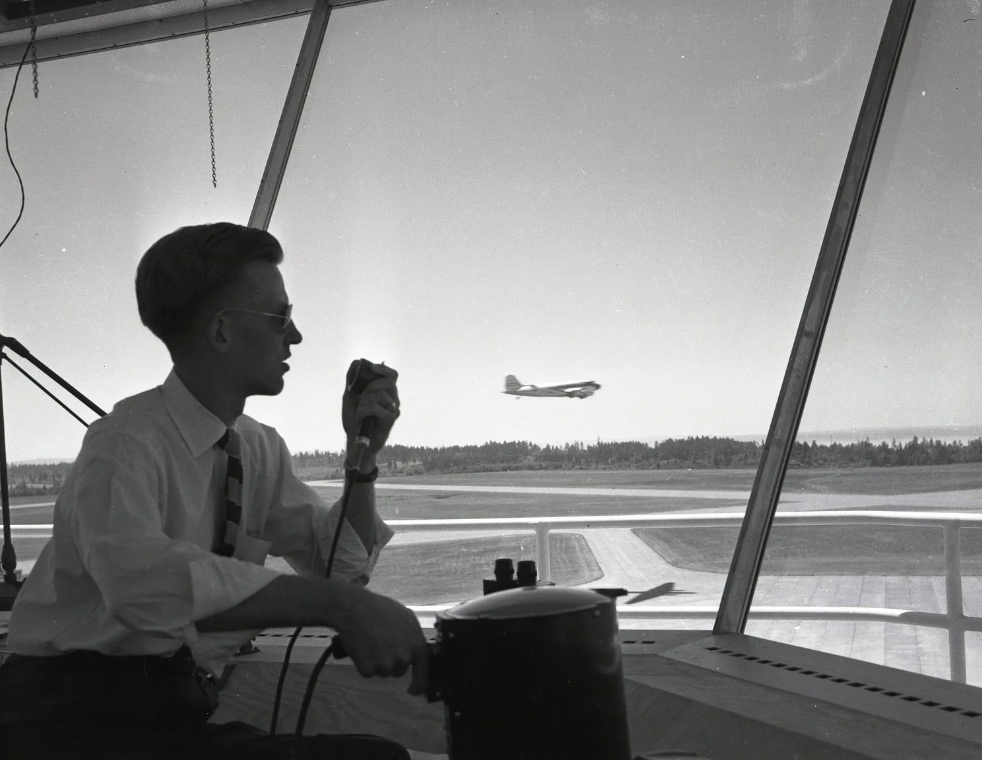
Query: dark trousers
0,651,411,760
3,723,413,760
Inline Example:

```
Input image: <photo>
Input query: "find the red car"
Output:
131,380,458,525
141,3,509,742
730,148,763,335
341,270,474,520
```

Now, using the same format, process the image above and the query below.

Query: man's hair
136,222,283,349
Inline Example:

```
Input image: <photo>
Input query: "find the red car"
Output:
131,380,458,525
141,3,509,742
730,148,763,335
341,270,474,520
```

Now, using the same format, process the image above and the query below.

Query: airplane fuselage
503,375,601,399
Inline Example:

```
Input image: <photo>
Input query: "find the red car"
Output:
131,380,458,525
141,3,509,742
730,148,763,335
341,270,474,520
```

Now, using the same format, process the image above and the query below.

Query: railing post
535,524,552,582
942,522,966,683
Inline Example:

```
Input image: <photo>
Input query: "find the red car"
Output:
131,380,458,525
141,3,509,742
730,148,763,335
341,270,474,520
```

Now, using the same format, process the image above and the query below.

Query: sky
1,0,980,462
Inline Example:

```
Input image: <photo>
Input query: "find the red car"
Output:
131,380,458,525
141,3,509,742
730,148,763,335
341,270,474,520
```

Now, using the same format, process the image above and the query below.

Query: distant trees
787,436,982,468
292,435,982,476
11,436,982,492
6,461,73,496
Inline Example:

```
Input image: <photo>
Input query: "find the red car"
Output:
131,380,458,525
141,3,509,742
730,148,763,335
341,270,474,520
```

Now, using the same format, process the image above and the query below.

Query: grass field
633,525,982,575
364,488,745,521
12,461,981,511
374,462,982,496
6,493,59,507
368,533,602,605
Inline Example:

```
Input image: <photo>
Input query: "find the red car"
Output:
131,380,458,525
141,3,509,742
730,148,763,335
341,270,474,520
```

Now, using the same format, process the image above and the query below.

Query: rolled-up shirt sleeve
261,439,394,584
72,435,282,638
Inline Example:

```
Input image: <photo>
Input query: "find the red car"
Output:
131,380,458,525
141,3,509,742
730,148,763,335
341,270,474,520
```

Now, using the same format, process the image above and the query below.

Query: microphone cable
291,636,339,759
269,444,369,751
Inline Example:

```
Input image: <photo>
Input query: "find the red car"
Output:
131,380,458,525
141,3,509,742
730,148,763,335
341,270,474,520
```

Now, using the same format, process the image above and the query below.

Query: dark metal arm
0,334,106,416
0,336,105,601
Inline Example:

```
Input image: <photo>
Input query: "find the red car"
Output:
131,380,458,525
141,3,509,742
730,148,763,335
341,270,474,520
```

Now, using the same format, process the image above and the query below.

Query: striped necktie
216,428,243,557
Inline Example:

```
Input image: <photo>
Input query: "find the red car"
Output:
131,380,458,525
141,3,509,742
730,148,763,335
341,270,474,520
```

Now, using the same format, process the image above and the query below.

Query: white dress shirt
8,370,393,674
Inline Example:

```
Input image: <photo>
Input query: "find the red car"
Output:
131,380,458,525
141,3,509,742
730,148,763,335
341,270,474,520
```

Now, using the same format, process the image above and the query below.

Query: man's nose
287,320,302,345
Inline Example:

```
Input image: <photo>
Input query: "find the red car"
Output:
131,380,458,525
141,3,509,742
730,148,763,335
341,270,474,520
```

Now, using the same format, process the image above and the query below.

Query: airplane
503,375,601,399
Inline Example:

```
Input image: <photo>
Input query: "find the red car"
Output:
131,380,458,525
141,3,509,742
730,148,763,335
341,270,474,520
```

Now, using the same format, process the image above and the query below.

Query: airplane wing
544,381,601,392
525,387,569,396
624,582,694,604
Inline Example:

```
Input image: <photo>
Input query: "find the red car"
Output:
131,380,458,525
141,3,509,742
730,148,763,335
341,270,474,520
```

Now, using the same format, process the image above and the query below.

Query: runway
313,480,982,511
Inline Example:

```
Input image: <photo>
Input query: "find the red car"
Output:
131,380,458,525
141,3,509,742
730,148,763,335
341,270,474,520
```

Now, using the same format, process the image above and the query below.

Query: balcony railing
11,510,982,682
385,510,982,684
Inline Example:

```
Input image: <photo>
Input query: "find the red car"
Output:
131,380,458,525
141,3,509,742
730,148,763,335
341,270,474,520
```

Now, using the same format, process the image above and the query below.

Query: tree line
9,436,982,494
5,461,74,497
294,435,982,478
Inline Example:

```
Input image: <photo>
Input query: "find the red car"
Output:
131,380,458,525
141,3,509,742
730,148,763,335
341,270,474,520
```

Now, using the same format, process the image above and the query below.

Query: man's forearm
195,574,357,633
195,572,429,695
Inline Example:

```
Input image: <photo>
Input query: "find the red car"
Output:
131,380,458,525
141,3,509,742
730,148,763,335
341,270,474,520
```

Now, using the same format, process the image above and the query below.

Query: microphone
346,358,387,451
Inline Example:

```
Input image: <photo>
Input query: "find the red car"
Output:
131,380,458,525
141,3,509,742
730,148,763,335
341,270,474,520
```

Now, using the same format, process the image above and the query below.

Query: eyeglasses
217,304,293,333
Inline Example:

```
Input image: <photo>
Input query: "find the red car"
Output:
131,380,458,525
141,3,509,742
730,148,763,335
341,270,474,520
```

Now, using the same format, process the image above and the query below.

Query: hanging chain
203,0,216,187
29,0,38,98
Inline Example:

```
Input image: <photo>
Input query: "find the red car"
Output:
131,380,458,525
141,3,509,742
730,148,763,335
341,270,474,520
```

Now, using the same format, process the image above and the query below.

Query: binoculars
481,557,555,595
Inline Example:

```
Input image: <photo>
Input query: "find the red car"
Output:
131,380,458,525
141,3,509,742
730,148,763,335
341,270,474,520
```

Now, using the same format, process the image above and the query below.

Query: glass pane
267,0,889,628
750,0,982,686
966,528,982,686
0,19,306,571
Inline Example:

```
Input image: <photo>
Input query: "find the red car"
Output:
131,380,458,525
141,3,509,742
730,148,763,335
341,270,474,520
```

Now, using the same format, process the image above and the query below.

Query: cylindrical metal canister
428,586,631,760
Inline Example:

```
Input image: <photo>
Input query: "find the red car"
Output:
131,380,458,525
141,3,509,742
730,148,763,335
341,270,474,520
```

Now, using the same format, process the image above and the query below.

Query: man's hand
342,360,400,462
333,587,429,696
196,576,428,695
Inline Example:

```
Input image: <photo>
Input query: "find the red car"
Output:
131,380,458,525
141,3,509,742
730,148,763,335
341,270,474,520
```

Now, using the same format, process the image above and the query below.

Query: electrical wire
268,624,304,736
269,449,365,739
1,41,32,251
292,641,337,760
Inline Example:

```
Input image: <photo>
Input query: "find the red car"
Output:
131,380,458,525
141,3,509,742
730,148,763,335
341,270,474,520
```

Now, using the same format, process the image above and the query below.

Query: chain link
29,0,38,98
203,0,216,187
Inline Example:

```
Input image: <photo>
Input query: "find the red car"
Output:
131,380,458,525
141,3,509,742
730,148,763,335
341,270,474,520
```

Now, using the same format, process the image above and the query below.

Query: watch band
345,461,379,483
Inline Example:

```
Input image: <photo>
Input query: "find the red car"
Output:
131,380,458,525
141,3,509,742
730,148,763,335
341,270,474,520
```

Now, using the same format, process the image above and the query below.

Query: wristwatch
345,461,379,483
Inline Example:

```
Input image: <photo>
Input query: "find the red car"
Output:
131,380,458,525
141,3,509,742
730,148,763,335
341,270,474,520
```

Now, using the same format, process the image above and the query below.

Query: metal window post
248,0,333,231
714,0,918,634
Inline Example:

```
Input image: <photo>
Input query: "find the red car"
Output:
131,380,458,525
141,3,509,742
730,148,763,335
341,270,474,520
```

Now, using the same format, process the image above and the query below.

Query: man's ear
206,313,233,354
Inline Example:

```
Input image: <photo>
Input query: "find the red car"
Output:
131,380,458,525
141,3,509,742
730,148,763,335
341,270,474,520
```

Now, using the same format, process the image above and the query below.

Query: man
0,223,427,759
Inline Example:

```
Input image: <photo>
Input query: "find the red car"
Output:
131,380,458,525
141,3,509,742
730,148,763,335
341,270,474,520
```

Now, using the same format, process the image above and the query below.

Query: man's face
218,261,303,397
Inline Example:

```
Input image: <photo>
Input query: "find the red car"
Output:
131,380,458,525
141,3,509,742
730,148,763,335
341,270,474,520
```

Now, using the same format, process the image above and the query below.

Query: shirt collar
162,370,233,457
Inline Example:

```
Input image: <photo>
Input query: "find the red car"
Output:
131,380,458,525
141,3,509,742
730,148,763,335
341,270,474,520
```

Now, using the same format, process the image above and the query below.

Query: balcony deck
209,627,982,759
